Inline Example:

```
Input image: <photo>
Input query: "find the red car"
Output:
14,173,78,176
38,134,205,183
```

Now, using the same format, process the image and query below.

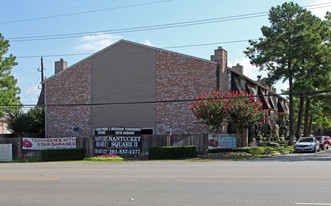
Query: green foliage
227,91,264,130
41,149,85,161
244,2,331,144
267,146,294,153
206,147,250,154
148,145,198,160
7,107,45,134
0,33,21,116
190,90,264,132
257,142,280,147
207,152,252,157
190,90,229,132
248,147,271,155
84,157,124,161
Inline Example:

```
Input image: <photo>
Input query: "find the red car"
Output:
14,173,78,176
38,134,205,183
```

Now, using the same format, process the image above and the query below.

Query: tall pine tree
245,2,330,144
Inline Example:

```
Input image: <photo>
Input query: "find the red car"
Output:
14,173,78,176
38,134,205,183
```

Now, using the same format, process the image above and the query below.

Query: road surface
0,150,330,206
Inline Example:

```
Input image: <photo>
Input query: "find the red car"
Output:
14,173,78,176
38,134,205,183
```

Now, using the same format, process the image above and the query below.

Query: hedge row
41,148,85,161
207,147,271,155
149,145,198,160
207,147,250,154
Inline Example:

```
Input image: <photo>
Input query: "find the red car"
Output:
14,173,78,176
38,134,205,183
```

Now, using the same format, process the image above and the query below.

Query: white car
294,137,320,153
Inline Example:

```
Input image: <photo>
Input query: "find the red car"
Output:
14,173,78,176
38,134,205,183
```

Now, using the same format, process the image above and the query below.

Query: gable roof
43,39,216,82
229,68,287,101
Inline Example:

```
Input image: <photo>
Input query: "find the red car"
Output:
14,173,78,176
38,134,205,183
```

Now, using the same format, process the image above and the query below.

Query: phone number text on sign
94,127,142,156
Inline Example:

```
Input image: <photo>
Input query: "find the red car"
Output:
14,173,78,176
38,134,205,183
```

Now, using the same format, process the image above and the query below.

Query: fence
0,137,90,160
0,134,208,160
141,134,209,155
0,138,18,159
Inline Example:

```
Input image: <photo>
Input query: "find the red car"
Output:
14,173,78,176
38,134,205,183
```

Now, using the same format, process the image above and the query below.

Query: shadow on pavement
250,150,331,162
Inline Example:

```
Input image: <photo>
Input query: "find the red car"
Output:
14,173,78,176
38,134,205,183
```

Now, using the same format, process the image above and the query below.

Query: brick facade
45,58,92,138
43,40,232,136
155,50,218,134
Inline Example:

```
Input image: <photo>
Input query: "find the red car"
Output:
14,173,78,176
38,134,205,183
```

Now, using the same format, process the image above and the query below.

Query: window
240,78,246,90
227,73,232,91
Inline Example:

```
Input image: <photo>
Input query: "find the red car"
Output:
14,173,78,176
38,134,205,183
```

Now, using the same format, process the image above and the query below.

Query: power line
0,0,173,25
6,2,331,43
8,13,268,42
16,39,256,59
3,90,330,108
17,53,93,59
13,33,316,59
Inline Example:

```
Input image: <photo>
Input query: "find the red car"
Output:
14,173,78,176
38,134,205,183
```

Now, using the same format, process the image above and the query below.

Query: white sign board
208,134,236,149
0,144,13,161
22,138,76,150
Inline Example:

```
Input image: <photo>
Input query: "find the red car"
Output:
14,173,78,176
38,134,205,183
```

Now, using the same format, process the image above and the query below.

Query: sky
0,0,330,108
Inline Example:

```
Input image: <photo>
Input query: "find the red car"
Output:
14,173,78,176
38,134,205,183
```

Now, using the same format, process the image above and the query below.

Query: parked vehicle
294,137,320,153
324,136,331,146
315,136,330,150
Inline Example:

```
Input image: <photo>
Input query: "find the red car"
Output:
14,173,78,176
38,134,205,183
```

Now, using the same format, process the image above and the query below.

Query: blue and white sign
208,134,236,149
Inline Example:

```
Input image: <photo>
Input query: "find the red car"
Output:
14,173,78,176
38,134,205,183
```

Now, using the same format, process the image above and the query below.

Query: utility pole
41,57,44,82
41,56,47,138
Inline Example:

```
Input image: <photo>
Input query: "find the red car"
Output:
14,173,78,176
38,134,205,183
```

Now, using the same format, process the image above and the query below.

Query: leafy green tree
244,2,330,145
190,90,229,133
293,12,331,138
309,96,331,132
0,33,21,116
7,107,45,134
190,91,263,147
227,91,264,147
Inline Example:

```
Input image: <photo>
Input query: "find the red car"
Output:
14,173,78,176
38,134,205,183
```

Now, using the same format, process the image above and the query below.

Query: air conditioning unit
0,144,12,161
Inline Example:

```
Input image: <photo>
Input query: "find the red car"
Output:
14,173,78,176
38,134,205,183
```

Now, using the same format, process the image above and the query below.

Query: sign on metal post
94,127,142,156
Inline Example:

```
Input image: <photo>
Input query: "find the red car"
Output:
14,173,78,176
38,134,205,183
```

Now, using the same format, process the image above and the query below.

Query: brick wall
155,50,217,134
45,58,92,138
211,47,228,92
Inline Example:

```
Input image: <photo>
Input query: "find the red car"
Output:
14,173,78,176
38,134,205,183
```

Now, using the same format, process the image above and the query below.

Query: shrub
257,142,280,147
206,147,250,154
248,147,271,155
149,145,198,160
84,154,124,161
207,152,252,157
41,148,85,161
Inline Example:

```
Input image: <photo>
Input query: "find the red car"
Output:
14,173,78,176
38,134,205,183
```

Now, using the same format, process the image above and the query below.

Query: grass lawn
268,145,294,153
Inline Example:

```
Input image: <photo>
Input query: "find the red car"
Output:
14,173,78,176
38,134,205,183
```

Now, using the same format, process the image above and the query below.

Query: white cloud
274,80,289,93
308,0,329,19
26,85,40,95
229,58,268,80
74,33,122,52
143,39,153,46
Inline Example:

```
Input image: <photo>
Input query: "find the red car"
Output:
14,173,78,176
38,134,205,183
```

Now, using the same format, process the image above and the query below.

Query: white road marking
295,203,331,206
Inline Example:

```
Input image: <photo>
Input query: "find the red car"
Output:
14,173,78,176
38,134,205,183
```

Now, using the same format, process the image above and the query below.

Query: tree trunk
236,130,241,148
241,128,249,147
309,114,313,135
289,75,295,145
236,128,249,148
296,93,304,139
303,97,311,136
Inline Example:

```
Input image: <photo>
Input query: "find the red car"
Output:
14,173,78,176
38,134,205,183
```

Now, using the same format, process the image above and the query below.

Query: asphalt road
1,150,331,206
